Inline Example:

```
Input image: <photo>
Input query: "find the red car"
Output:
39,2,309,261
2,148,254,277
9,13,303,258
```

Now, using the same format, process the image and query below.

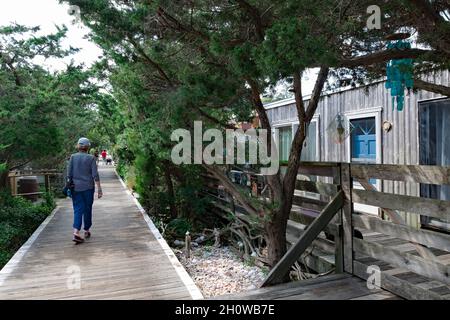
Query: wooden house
265,70,450,232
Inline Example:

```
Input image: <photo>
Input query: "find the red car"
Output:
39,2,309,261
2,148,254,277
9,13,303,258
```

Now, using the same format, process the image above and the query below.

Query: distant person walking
101,149,107,164
106,154,113,165
67,138,103,244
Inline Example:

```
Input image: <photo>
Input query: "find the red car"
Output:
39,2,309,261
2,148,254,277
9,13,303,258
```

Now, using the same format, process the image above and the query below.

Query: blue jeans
72,189,94,231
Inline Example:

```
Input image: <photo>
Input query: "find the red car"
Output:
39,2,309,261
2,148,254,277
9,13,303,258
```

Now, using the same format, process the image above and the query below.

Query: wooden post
332,165,344,273
185,231,191,259
334,223,344,273
10,175,17,196
341,163,354,274
213,228,220,247
44,174,50,193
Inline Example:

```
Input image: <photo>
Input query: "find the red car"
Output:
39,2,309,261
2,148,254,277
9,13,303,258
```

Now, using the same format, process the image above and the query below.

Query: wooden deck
0,167,202,300
204,162,450,300
286,220,450,300
214,273,401,300
214,220,450,300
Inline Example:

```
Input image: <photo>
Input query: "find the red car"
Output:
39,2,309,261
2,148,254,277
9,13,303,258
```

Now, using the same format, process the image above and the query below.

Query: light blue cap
77,137,91,147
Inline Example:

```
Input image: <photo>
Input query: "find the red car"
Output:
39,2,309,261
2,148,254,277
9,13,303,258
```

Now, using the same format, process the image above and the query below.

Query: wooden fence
201,162,450,299
349,164,450,299
8,169,62,198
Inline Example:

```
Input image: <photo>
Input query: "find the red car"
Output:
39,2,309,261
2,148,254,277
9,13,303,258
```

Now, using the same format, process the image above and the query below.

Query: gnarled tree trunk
264,214,289,268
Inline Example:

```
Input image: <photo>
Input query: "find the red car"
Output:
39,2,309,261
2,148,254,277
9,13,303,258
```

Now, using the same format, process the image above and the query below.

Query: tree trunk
264,213,289,269
247,78,283,201
262,67,329,271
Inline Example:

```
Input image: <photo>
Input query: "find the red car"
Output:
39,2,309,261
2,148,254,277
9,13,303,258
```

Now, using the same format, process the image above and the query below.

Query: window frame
289,115,320,162
275,125,293,162
344,107,383,216
272,115,320,163
344,107,383,165
418,97,450,233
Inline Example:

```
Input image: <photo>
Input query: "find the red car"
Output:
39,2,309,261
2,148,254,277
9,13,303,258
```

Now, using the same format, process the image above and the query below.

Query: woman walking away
67,137,103,244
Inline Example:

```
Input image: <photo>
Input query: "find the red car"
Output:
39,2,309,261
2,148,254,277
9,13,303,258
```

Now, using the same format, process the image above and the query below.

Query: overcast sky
0,0,103,70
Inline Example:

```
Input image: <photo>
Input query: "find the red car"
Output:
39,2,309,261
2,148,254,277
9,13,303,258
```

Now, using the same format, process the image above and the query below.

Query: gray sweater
67,152,100,192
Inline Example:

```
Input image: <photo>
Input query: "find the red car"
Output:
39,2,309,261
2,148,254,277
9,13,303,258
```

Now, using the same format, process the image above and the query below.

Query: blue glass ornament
385,40,414,111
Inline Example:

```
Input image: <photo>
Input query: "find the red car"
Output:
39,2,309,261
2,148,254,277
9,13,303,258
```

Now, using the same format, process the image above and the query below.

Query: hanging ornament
326,113,354,144
385,38,414,111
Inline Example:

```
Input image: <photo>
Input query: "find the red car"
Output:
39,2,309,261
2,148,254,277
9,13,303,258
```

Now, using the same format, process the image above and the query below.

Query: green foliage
0,154,6,173
256,17,337,80
260,266,270,276
116,160,129,181
165,218,192,238
243,255,256,267
43,191,56,209
0,24,104,177
0,192,55,268
123,165,137,190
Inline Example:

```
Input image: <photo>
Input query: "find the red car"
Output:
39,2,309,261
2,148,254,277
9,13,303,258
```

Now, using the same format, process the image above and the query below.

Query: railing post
44,174,51,193
334,223,344,273
341,163,354,274
333,164,344,273
185,231,191,259
10,175,17,196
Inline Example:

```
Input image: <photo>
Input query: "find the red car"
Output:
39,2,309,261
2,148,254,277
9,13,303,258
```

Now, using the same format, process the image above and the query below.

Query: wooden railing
201,162,450,299
264,162,345,285
8,169,62,198
201,163,345,284
348,164,450,299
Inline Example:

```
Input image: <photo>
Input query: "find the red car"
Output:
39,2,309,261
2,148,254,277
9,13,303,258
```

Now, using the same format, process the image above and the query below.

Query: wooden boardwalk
0,167,202,300
214,273,401,300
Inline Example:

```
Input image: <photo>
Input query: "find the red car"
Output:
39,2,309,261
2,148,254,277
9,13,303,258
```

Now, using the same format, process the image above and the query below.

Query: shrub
125,165,136,191
165,218,192,238
116,160,128,180
0,192,55,268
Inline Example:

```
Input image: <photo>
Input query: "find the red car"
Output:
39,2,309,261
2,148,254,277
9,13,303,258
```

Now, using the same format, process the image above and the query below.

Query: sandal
72,234,84,244
84,231,91,239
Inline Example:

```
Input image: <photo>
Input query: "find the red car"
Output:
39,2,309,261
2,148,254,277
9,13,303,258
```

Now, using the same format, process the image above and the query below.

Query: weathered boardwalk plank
0,167,202,300
213,274,401,300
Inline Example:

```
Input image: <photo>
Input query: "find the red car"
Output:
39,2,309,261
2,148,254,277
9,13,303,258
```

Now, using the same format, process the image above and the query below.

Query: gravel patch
175,246,266,298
